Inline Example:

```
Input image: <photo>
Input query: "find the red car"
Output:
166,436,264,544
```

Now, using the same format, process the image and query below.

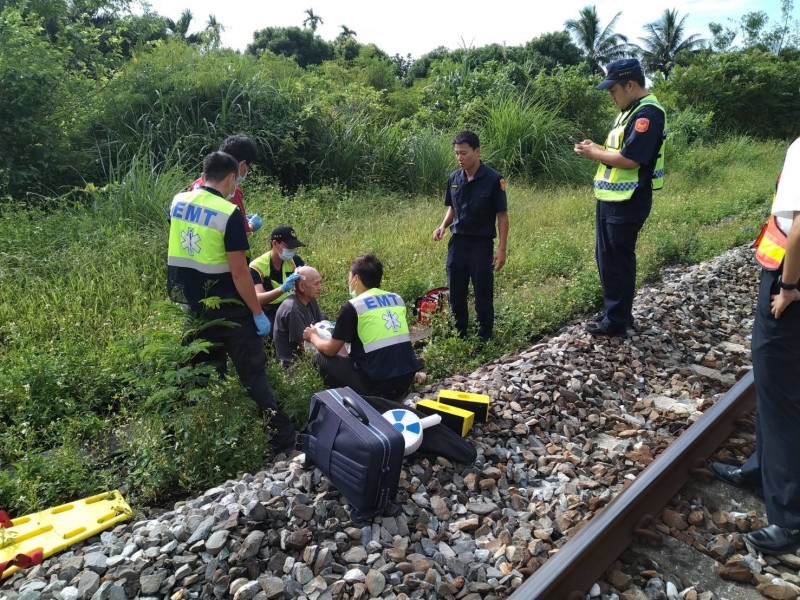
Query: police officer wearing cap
250,225,306,326
574,58,666,337
708,137,800,555
167,151,297,454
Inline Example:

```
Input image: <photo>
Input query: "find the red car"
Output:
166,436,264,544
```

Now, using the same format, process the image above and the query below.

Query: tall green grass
479,92,591,183
0,137,783,514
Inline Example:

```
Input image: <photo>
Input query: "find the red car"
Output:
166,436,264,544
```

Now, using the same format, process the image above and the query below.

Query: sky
141,0,790,59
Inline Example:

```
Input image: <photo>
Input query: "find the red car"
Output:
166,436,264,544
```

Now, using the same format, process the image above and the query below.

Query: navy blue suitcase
298,387,404,520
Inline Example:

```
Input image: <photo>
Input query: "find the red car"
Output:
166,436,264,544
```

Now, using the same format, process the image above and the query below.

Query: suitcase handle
342,395,369,424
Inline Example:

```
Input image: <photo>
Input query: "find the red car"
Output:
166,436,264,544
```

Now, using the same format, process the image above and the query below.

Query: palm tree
339,25,357,38
166,9,201,44
303,8,324,32
636,9,703,79
203,15,225,50
565,6,629,75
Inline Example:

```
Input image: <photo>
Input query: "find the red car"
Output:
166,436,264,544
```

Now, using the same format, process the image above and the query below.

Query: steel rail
508,371,756,600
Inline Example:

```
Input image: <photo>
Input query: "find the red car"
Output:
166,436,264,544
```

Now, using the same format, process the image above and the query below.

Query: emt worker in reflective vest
250,225,305,327
189,134,262,237
709,137,800,555
433,131,509,342
303,254,422,400
574,58,666,337
167,151,297,455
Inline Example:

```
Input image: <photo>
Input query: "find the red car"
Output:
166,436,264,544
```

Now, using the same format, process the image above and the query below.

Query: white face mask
225,189,235,201
348,275,357,297
279,248,296,261
236,172,247,185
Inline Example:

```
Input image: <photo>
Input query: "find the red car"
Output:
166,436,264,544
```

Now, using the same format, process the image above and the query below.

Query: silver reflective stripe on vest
362,333,412,353
167,256,232,274
349,293,405,314
170,199,231,232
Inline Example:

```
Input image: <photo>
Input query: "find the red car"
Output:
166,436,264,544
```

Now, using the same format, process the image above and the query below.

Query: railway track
509,373,758,600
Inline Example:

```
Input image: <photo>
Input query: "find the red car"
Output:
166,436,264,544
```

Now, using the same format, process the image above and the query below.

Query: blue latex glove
254,312,271,337
280,272,302,293
247,213,262,232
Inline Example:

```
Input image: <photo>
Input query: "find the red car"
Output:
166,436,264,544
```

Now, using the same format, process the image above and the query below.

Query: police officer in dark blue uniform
433,131,509,342
710,138,800,555
575,59,666,336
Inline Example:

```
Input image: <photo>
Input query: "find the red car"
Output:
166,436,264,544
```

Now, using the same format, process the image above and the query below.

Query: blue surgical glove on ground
247,214,262,232
280,273,302,293
253,312,271,336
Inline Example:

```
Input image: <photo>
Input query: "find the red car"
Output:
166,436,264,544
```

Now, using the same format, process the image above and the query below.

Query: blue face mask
279,248,296,261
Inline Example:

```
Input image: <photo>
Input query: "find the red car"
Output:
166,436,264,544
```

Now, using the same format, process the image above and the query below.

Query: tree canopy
565,5,630,74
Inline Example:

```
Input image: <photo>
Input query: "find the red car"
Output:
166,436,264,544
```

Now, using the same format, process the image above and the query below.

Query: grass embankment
0,138,782,514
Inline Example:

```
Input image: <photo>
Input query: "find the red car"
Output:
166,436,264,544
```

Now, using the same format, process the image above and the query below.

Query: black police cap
595,58,644,90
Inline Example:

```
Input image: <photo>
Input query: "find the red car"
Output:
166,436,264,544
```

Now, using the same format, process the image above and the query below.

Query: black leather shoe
745,524,800,555
271,432,298,457
585,321,627,337
594,314,635,327
708,461,761,491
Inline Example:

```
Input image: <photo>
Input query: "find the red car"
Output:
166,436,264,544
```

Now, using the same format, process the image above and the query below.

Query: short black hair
351,254,383,289
620,73,646,88
453,130,480,149
202,151,239,183
219,135,257,165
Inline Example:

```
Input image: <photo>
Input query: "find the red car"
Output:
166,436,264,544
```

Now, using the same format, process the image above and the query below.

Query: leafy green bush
0,8,90,197
666,108,717,150
90,42,310,189
531,66,614,142
658,49,800,139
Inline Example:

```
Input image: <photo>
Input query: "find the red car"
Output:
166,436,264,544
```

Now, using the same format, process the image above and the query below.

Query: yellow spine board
415,400,474,437
437,390,490,423
1,491,132,579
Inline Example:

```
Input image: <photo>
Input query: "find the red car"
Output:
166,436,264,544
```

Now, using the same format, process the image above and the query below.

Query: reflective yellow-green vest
349,288,417,381
168,188,236,274
250,253,296,304
594,94,666,201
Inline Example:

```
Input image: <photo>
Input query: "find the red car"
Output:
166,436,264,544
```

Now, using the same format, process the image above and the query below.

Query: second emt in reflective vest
303,253,422,400
574,58,666,337
250,225,306,327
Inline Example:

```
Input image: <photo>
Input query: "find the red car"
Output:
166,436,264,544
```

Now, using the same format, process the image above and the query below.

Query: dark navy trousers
740,269,800,529
189,307,296,449
595,196,652,328
446,235,494,341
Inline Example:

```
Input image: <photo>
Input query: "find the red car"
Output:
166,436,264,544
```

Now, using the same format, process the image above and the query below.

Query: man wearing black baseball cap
250,224,307,326
574,58,667,337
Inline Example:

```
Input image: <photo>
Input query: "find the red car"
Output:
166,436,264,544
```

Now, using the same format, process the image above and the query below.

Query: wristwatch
778,274,798,290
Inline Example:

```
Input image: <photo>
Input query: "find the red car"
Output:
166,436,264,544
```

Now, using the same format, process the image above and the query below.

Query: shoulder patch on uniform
635,118,650,133
499,178,506,191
